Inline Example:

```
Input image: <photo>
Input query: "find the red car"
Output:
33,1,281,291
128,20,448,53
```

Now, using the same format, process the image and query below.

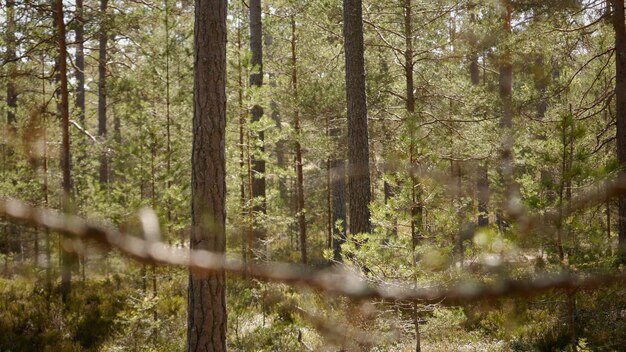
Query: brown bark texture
343,0,372,236
291,17,307,265
76,0,85,124
613,0,626,264
187,0,228,350
249,0,266,257
54,0,75,302
98,0,109,184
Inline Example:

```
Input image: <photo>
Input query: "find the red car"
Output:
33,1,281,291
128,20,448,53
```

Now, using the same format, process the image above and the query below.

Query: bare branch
2,198,626,305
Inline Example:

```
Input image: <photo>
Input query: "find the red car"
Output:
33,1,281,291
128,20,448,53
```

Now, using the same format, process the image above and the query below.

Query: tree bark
477,163,489,227
54,0,75,303
76,0,85,124
249,0,266,256
165,0,173,233
612,0,626,264
468,9,480,86
236,1,248,277
188,1,228,351
266,33,288,205
331,158,347,262
343,0,372,236
403,0,423,250
327,134,333,249
468,4,489,231
404,4,421,350
6,0,17,128
497,1,513,232
4,0,20,261
42,69,51,294
291,16,307,265
98,0,109,184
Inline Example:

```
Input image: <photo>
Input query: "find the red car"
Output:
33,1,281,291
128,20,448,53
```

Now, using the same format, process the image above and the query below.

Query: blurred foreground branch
1,197,626,305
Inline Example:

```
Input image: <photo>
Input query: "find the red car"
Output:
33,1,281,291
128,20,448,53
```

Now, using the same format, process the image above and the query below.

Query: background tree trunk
98,0,109,185
497,1,513,232
291,16,307,265
612,0,626,265
76,0,85,125
4,0,20,262
187,0,227,350
6,0,17,128
249,0,266,258
54,0,75,303
477,164,490,227
343,0,372,236
331,158,347,262
266,32,288,205
236,1,249,277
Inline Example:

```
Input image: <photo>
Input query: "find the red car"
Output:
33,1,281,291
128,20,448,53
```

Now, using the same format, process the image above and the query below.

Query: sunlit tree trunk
187,0,227,350
331,157,347,262
98,0,109,184
40,56,52,296
76,0,85,125
266,32,287,205
468,6,480,86
54,0,75,303
164,0,173,237
496,0,513,232
249,0,266,258
403,1,421,349
291,16,307,265
343,0,372,236
4,0,20,263
236,0,249,277
611,0,626,265
468,6,489,229
6,0,17,128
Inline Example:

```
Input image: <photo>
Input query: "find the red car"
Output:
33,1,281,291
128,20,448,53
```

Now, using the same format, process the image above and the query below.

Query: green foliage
2,0,626,350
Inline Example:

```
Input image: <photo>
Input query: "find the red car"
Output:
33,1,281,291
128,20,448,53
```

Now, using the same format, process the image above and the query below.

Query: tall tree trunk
404,0,422,247
249,0,266,257
4,0,20,261
74,0,87,285
403,2,421,348
326,117,333,249
41,56,52,295
165,0,173,236
98,0,109,184
266,33,288,205
558,110,577,350
187,0,227,350
236,1,248,277
291,16,307,265
469,55,480,86
468,9,480,86
566,113,577,350
477,164,489,227
6,0,17,128
150,137,158,336
76,0,86,124
343,0,372,236
612,0,626,265
331,157,347,262
497,1,513,232
54,0,75,303
469,7,489,229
